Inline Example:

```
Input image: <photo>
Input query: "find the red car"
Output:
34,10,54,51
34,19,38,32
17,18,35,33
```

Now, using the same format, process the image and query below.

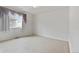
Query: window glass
9,11,23,29
0,7,26,31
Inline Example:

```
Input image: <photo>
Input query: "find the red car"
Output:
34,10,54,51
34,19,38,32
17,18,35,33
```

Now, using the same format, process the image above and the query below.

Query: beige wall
69,6,79,52
33,7,69,41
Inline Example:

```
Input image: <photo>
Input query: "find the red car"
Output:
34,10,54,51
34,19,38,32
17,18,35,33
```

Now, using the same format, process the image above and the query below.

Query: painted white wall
69,6,79,52
0,12,33,41
33,7,69,41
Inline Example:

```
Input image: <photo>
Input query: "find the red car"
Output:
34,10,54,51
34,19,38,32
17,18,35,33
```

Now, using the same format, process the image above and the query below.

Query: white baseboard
34,34,68,42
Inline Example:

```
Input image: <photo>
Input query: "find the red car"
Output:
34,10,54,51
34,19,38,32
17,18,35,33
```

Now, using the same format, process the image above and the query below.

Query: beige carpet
0,36,69,53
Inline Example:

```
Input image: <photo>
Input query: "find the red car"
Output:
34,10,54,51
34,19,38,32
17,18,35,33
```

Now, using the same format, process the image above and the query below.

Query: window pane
9,11,22,29
0,7,25,31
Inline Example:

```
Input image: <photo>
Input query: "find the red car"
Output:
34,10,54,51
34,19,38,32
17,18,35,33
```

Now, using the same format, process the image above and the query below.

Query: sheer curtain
8,11,23,32
0,7,9,31
0,7,24,32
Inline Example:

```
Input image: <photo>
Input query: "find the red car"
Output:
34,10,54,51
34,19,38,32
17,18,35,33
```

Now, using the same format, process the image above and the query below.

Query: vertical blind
0,7,26,31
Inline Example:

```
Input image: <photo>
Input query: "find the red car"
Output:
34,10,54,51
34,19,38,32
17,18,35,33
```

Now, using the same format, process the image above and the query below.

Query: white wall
0,12,33,41
69,6,79,52
33,7,69,41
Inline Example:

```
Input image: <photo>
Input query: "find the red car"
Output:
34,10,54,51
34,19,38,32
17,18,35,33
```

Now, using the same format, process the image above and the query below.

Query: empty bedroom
0,6,78,53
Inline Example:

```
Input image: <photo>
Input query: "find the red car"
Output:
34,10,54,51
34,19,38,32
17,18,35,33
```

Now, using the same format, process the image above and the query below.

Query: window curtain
0,7,27,31
0,7,9,31
8,10,23,31
23,14,27,23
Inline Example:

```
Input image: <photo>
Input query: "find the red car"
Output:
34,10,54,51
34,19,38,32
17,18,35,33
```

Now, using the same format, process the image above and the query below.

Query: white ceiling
29,6,69,14
3,6,33,14
3,6,69,14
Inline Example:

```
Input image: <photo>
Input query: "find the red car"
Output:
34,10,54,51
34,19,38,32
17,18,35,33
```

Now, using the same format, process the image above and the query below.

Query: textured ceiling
3,6,69,14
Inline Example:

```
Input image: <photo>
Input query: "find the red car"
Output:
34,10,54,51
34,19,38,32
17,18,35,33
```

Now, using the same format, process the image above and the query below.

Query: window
0,7,26,31
9,11,23,29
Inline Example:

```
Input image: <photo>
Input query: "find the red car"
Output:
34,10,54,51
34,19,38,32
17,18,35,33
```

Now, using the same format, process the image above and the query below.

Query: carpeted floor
0,36,69,53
